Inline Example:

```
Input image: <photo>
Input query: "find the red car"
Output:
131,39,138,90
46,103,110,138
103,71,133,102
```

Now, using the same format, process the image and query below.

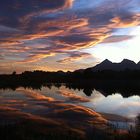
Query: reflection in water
0,85,140,139
0,87,108,139
0,86,140,119
81,90,140,118
17,88,55,101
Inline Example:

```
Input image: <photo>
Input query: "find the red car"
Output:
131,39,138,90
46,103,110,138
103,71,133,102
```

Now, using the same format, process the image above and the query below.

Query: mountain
137,61,140,69
85,59,139,72
118,59,136,70
90,59,113,71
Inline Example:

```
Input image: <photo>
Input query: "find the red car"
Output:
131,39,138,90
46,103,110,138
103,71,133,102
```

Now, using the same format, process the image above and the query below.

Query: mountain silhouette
86,59,139,71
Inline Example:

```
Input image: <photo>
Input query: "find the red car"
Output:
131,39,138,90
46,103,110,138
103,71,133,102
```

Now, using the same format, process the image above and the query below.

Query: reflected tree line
1,70,140,97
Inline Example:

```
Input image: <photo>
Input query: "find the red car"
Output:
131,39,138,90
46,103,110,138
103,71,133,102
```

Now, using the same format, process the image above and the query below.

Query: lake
0,84,140,139
0,84,140,119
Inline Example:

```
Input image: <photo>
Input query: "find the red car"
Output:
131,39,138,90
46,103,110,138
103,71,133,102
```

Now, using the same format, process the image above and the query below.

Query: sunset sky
0,0,140,73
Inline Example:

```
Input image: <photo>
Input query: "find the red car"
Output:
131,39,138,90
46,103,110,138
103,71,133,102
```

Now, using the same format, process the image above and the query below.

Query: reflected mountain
0,81,140,98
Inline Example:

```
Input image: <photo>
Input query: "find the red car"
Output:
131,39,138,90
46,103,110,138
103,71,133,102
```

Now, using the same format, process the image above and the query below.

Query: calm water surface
0,85,140,119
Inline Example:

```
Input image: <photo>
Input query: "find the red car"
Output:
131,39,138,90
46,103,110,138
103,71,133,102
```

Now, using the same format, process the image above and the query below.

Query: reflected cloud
0,87,108,137
58,89,89,102
16,88,55,101
82,91,140,118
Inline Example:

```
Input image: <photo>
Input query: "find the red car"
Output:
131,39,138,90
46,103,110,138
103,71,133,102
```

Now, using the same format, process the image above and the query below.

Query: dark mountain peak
90,59,113,71
121,59,136,64
137,61,140,65
102,59,112,64
90,59,138,71
77,59,139,72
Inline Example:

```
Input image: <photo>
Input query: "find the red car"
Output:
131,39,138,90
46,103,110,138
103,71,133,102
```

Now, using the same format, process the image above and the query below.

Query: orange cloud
57,52,92,63
17,53,55,64
36,18,88,32
111,14,140,28
20,0,74,25
102,35,134,43
1,0,140,73
0,40,22,46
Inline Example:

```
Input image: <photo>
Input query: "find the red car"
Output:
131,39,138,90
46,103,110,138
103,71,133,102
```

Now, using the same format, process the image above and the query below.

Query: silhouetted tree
12,71,16,75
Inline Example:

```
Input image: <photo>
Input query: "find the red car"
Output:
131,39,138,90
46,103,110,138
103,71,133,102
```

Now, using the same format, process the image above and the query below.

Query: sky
0,0,140,73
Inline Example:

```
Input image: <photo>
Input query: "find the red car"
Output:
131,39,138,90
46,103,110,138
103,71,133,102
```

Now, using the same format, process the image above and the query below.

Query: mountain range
76,59,140,72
